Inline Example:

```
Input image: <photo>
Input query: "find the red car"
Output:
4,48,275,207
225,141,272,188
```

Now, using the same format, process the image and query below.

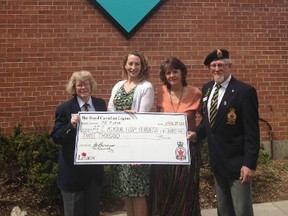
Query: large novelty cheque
74,112,190,165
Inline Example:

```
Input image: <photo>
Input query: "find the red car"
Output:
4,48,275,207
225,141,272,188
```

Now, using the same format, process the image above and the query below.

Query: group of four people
51,49,260,216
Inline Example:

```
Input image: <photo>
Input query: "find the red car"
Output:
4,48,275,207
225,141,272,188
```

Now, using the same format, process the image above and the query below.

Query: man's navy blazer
195,76,260,179
51,96,107,192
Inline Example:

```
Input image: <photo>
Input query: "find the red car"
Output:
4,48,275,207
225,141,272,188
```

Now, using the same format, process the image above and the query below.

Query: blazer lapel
214,77,237,127
91,97,98,111
70,97,81,113
202,82,214,124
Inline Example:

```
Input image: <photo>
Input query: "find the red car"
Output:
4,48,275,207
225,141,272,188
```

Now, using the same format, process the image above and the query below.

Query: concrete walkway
101,200,288,216
201,200,288,216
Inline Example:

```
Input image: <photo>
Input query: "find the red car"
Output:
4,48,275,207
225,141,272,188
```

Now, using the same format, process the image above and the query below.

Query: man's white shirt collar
214,75,231,89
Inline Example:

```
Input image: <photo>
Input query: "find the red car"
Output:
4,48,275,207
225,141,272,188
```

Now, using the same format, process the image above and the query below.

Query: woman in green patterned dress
107,51,154,216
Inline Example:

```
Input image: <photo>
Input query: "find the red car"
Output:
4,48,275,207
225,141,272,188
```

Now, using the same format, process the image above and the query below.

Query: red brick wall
1,0,287,143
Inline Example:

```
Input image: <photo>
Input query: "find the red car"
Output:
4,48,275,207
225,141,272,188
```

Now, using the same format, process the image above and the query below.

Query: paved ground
101,200,288,216
201,200,288,216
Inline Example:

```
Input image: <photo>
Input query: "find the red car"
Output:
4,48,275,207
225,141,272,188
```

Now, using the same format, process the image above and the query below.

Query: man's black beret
204,49,229,66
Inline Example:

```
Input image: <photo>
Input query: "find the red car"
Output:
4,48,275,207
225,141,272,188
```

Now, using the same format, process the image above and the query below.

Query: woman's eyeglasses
75,82,90,88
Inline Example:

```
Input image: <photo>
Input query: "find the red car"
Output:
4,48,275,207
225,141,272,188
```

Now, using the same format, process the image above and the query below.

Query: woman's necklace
124,81,137,93
169,86,184,113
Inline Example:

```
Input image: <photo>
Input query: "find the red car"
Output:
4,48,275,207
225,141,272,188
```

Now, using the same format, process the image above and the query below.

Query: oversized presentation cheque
74,112,190,165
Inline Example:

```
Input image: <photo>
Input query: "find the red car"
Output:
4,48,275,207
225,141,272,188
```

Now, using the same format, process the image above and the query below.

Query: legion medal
227,108,237,125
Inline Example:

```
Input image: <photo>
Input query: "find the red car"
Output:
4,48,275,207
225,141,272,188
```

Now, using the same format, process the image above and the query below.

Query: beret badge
217,49,223,58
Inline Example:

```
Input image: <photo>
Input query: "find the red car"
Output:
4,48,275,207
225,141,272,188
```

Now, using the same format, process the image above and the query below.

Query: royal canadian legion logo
89,0,165,39
175,141,187,161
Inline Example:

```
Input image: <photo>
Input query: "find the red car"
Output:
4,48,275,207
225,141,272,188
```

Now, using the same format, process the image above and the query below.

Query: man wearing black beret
189,49,260,216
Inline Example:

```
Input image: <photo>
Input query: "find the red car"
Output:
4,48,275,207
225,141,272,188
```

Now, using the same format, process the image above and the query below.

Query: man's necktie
83,103,89,111
209,84,221,127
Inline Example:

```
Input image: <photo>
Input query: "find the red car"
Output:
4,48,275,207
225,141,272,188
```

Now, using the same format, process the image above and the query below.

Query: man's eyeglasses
210,63,229,69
